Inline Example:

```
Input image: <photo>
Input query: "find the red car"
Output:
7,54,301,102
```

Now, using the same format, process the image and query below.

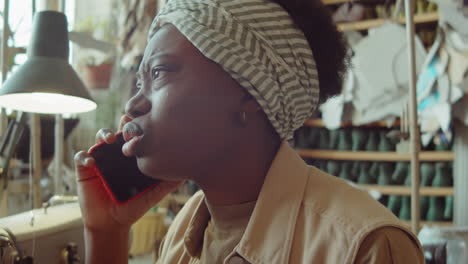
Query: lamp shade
0,11,96,114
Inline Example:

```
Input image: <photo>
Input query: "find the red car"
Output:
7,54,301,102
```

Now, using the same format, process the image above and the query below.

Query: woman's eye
151,68,162,80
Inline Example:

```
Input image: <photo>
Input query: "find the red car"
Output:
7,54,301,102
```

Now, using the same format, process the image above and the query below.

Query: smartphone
88,132,160,205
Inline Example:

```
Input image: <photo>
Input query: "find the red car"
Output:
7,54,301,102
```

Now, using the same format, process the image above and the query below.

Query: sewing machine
0,200,84,264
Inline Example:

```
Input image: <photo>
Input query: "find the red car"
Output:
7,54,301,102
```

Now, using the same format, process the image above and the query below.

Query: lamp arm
0,112,27,191
1,0,10,83
0,117,16,154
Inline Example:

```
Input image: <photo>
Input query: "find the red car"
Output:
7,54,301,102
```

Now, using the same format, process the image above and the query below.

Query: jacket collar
184,195,209,257
236,141,309,263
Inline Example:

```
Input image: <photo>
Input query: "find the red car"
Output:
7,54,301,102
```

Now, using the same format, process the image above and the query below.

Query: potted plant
81,51,114,89
73,16,115,89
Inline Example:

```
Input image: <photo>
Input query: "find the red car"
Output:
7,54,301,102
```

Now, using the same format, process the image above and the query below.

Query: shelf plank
296,149,455,161
337,12,439,32
0,158,21,171
360,185,454,196
8,182,30,194
303,119,400,128
402,220,453,228
322,0,350,4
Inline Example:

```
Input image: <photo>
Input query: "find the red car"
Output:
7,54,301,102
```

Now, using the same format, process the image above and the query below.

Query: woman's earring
239,111,248,127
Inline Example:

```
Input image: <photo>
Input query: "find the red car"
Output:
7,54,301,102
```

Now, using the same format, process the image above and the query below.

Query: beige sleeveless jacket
156,141,424,264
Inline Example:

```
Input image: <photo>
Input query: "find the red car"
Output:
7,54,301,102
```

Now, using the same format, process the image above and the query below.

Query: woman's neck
194,137,281,206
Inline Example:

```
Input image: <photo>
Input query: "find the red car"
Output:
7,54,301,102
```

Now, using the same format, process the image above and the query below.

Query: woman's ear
241,99,262,114
237,98,262,128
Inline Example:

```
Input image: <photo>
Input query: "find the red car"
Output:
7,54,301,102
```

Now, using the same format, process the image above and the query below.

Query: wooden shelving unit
337,12,439,32
296,149,455,162
314,0,447,232
297,116,455,229
360,185,454,196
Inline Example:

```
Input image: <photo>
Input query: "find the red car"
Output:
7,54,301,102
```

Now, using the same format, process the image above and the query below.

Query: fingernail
84,157,92,166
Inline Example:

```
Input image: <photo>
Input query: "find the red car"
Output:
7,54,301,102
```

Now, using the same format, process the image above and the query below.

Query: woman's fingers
92,115,132,145
75,151,95,167
95,128,116,144
74,151,98,182
119,115,133,131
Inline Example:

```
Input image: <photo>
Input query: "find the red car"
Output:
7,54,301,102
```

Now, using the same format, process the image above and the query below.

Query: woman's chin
136,156,185,181
136,157,159,178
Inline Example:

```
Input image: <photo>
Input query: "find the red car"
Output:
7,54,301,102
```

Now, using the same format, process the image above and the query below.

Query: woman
74,0,424,263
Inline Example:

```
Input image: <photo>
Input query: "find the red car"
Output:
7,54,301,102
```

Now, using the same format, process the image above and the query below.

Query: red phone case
88,132,159,205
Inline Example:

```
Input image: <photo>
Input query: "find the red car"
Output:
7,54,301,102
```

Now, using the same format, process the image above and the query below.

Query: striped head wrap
149,0,319,139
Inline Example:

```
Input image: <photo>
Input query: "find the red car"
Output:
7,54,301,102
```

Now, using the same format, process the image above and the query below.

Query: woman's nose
125,93,151,119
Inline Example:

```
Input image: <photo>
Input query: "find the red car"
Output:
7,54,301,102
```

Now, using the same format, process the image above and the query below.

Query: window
0,0,75,80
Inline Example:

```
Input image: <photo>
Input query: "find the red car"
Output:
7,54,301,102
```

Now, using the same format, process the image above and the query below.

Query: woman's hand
74,115,182,233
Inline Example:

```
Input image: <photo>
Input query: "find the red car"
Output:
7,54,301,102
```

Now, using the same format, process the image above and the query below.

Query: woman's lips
122,122,144,142
121,122,144,157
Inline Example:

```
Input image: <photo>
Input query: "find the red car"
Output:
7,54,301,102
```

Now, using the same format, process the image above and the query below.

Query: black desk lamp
0,11,96,206
0,11,95,113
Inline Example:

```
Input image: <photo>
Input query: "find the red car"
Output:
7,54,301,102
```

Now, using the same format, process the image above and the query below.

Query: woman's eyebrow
147,52,179,64
140,52,180,73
